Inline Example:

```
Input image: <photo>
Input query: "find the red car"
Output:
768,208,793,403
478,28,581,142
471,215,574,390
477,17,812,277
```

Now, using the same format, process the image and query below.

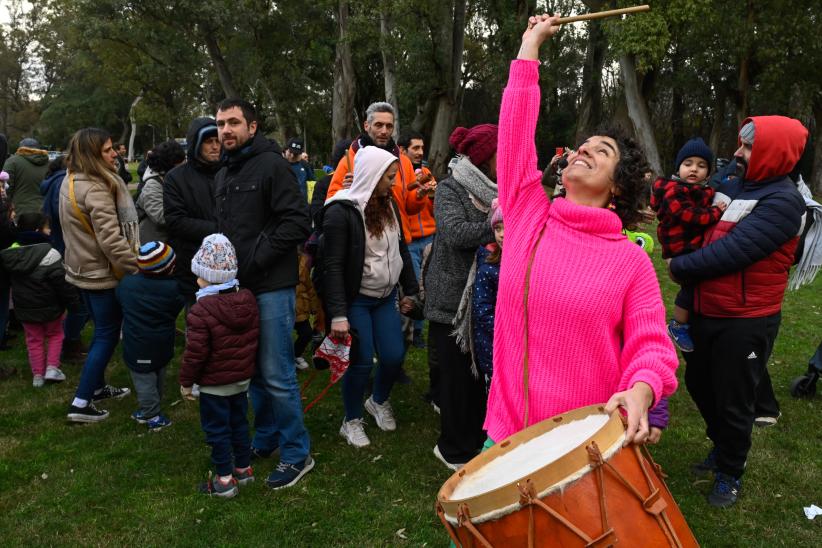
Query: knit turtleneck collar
550,197,624,240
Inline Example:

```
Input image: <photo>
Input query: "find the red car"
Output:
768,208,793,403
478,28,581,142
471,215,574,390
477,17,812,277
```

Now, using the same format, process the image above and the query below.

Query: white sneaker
44,367,66,382
295,357,309,371
32,375,44,388
364,396,396,431
340,418,370,448
433,444,464,472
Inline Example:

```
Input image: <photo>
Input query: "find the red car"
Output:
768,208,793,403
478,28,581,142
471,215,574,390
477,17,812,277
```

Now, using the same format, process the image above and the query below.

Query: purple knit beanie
489,198,503,228
449,124,498,167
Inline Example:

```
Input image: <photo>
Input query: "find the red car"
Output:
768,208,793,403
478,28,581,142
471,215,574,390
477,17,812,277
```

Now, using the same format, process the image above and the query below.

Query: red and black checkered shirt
650,177,723,259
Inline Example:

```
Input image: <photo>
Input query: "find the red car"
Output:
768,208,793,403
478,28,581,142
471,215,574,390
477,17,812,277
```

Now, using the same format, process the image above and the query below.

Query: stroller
790,341,821,398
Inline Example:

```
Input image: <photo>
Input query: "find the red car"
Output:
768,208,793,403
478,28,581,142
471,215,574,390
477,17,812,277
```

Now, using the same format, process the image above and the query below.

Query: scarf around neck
112,174,140,255
789,176,822,290
450,155,498,210
196,278,240,301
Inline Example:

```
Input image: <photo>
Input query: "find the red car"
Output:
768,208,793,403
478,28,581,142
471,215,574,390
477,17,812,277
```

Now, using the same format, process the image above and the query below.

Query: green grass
0,252,820,546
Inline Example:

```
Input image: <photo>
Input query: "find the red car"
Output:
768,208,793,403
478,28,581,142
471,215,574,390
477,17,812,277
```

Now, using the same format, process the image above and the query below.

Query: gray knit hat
739,121,755,144
191,233,238,284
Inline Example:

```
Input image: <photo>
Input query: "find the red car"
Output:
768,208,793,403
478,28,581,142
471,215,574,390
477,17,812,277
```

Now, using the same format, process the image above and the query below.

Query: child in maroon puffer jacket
179,233,260,498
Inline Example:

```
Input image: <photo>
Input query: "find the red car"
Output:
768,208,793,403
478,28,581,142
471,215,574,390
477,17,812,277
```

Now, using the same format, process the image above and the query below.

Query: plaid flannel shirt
651,176,723,259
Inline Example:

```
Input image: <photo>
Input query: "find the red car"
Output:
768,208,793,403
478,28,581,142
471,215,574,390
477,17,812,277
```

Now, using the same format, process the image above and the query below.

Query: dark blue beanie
675,138,714,173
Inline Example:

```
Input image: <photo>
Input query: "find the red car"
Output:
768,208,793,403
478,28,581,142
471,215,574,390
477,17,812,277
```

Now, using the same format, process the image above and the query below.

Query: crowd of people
0,15,819,509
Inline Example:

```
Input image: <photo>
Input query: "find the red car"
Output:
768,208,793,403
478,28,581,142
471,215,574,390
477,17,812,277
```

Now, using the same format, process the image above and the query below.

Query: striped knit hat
137,241,176,276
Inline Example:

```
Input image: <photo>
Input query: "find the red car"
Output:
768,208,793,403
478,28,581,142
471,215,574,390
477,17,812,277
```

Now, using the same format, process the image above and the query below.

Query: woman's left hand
399,296,415,314
605,381,654,446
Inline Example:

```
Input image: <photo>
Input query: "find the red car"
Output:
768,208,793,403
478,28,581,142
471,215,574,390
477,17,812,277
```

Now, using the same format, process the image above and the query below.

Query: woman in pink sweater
486,15,679,447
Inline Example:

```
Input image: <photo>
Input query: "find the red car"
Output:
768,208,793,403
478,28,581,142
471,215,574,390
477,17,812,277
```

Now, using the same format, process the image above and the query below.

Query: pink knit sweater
484,60,679,442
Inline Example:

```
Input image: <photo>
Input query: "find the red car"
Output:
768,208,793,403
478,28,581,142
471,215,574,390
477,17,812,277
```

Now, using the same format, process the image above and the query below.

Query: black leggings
294,320,313,358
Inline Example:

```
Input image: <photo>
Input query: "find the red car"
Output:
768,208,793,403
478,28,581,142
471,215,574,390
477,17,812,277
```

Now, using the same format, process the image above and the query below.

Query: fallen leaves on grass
396,528,407,539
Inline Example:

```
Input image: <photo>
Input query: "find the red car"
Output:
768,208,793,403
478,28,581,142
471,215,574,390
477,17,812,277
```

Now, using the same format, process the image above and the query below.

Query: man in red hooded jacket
670,116,808,508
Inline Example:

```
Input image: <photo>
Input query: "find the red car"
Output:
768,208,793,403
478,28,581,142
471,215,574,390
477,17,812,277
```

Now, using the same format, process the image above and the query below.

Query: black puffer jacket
215,133,311,294
316,199,418,320
164,117,221,300
0,232,80,322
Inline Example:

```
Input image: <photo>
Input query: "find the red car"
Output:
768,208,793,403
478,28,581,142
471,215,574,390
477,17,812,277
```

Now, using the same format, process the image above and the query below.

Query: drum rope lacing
439,440,686,548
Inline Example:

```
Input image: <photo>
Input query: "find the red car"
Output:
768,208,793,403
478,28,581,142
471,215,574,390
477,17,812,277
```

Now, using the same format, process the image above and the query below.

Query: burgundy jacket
179,287,260,387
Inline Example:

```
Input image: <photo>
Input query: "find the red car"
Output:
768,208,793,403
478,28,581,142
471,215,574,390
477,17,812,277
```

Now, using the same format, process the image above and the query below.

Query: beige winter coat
59,172,138,289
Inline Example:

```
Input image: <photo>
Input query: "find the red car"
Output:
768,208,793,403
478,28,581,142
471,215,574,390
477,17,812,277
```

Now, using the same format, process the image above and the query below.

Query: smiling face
561,135,620,206
678,156,709,183
216,106,257,151
374,162,399,197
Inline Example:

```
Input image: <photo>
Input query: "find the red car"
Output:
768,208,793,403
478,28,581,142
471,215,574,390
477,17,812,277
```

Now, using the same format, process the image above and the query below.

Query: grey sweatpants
129,367,166,419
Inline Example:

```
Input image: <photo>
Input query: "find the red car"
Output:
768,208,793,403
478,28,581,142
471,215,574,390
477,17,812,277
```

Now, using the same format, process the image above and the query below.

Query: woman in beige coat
60,128,139,423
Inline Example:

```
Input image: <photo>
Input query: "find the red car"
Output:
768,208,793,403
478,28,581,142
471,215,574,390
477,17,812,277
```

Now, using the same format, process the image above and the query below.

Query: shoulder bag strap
522,226,546,428
68,173,95,236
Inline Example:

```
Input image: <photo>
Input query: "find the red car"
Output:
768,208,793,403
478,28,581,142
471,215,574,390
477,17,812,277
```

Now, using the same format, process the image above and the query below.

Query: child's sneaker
265,456,314,490
44,367,66,382
340,418,370,447
667,319,694,352
92,385,131,402
198,474,239,498
146,414,172,432
32,375,45,388
691,447,718,477
708,472,741,508
131,410,149,424
67,403,109,423
295,357,309,371
234,466,255,486
191,384,201,398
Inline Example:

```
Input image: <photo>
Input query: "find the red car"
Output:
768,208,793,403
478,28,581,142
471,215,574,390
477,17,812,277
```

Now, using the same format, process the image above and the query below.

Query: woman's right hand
330,319,350,339
518,14,561,60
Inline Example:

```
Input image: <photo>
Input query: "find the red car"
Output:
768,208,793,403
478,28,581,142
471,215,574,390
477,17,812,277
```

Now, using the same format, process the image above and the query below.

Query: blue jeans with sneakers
342,289,406,420
75,289,122,402
249,288,310,465
200,391,251,476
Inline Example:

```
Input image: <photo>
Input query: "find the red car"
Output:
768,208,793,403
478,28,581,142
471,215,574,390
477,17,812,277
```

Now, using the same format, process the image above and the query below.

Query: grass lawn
0,248,820,546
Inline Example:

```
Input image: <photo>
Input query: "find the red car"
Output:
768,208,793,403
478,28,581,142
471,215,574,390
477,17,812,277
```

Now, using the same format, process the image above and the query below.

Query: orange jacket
407,165,436,240
327,144,426,244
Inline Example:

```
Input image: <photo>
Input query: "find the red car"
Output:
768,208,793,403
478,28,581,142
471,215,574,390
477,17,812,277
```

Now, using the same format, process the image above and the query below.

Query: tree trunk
332,0,358,143
734,0,755,126
811,98,822,196
127,94,142,162
576,10,606,143
202,31,239,99
669,47,685,155
428,0,467,179
619,54,662,175
379,6,399,137
709,86,727,157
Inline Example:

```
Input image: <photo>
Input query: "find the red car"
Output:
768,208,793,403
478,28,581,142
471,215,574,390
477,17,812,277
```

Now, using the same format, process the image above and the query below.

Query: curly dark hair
571,126,650,230
146,139,185,175
363,193,396,238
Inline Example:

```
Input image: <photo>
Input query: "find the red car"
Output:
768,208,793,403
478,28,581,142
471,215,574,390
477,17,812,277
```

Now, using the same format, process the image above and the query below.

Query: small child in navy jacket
471,201,504,389
116,241,184,431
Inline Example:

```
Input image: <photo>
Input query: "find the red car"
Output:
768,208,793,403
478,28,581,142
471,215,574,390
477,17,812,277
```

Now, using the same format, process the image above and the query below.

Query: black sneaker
67,403,109,423
692,447,718,477
708,472,741,508
265,456,315,490
92,385,131,402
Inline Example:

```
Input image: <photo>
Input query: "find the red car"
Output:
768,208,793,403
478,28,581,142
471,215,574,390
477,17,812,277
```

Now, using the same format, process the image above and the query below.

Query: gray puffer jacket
424,177,494,324
136,167,168,243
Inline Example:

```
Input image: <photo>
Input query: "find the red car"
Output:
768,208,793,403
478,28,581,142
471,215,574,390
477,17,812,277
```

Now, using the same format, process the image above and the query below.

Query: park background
0,0,820,545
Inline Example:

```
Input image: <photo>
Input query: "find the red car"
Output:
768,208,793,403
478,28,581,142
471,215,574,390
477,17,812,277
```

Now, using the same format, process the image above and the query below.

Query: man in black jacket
214,99,313,490
164,117,221,307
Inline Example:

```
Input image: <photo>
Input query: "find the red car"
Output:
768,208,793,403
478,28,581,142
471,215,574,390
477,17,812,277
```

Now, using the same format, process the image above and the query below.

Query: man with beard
164,118,221,309
669,116,808,508
114,142,132,184
325,102,433,245
213,99,313,489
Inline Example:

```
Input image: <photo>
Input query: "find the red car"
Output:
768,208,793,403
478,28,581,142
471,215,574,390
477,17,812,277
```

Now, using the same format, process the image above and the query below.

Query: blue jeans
75,289,122,401
250,289,310,465
200,391,251,476
408,235,433,332
343,290,406,420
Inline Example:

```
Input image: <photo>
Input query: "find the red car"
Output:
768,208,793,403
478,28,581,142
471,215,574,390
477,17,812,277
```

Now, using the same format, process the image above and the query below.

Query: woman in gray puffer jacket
424,124,497,471
136,139,185,243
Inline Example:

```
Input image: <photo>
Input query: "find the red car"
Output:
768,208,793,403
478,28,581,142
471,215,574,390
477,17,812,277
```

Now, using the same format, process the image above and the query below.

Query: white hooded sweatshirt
325,146,403,299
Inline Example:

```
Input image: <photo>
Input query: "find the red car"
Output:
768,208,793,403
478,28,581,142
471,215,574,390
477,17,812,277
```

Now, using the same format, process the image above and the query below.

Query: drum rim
437,404,625,523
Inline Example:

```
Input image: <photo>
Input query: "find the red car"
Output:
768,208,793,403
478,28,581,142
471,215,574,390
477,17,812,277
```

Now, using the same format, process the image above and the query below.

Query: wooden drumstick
528,4,650,29
559,4,650,24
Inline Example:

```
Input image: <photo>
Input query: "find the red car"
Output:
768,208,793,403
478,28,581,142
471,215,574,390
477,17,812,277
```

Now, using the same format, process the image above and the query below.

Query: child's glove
180,385,196,401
